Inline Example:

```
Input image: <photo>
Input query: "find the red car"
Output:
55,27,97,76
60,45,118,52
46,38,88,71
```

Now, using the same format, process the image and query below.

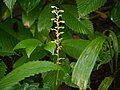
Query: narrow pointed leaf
98,76,114,90
107,30,119,70
76,0,107,16
72,37,105,89
0,61,61,90
14,39,42,58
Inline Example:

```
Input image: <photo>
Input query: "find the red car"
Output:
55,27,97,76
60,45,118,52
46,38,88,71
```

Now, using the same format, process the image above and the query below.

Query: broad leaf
0,28,18,56
38,4,54,32
28,47,48,61
44,41,56,55
42,70,64,90
19,0,41,14
98,76,114,90
14,39,42,57
62,6,93,34
72,37,105,89
0,61,61,90
3,0,17,14
76,0,107,16
35,28,50,43
13,47,48,68
0,19,32,40
13,54,29,69
111,1,120,28
61,5,78,18
0,61,7,79
62,39,90,59
22,6,41,28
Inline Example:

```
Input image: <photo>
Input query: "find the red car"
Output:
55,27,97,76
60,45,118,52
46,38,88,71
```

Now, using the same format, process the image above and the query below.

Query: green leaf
42,71,58,90
111,1,120,28
19,0,41,14
38,4,54,32
0,61,61,90
76,0,107,16
62,7,93,34
72,37,105,89
35,28,50,43
22,6,41,28
14,47,48,69
3,0,17,14
14,39,42,58
42,70,64,90
63,75,78,88
62,39,90,59
0,61,7,79
13,54,29,69
98,76,114,90
0,28,18,56
106,30,118,70
28,47,48,61
0,19,32,40
1,3,10,20
98,50,112,69
20,83,39,90
44,41,56,55
61,5,78,18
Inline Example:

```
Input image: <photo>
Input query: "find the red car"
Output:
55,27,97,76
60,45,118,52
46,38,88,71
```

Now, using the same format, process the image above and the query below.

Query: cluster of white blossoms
51,6,65,64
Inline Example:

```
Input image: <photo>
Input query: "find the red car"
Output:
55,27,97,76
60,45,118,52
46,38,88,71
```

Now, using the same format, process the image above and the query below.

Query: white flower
59,21,65,23
51,18,56,21
51,10,56,13
51,6,57,8
59,10,64,13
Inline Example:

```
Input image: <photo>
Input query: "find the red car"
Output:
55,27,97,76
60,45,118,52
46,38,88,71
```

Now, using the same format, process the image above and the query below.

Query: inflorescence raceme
51,6,65,65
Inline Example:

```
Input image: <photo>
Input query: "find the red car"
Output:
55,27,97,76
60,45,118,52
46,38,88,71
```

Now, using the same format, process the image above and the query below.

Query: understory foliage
0,0,120,90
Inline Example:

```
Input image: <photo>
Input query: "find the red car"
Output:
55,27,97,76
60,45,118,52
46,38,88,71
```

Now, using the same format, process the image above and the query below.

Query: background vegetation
0,0,120,90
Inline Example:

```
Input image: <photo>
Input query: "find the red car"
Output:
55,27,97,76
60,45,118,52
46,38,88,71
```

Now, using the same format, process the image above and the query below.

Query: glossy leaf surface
22,6,41,28
14,39,42,58
38,4,54,32
44,41,56,55
111,1,120,28
62,39,90,59
19,0,41,14
72,37,105,89
3,0,17,14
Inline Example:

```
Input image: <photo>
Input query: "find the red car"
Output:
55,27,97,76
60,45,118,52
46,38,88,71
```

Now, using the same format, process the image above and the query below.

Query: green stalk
51,5,65,86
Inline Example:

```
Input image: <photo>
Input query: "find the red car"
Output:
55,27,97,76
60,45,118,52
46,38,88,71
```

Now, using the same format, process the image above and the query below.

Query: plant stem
51,5,65,86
